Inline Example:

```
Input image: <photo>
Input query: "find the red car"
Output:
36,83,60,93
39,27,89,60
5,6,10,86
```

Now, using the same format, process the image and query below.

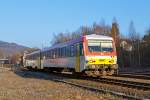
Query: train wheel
108,70,114,76
102,70,107,76
113,69,118,75
94,71,100,76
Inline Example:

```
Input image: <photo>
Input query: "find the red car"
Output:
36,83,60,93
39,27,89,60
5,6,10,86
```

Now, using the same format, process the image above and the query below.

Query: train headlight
109,59,114,63
89,60,96,63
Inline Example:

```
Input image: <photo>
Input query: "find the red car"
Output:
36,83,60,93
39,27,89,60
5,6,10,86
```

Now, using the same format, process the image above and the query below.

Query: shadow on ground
13,68,65,81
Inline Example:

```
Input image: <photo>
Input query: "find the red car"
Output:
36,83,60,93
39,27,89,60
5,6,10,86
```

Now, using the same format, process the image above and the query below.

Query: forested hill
0,40,29,57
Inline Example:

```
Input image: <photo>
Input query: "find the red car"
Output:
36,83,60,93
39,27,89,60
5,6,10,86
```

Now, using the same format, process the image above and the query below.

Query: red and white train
23,34,118,76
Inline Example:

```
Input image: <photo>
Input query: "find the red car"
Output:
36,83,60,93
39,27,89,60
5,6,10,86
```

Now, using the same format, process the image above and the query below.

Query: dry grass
0,68,122,100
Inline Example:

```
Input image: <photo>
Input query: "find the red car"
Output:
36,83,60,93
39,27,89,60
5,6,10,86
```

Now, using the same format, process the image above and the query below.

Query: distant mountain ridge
0,40,29,57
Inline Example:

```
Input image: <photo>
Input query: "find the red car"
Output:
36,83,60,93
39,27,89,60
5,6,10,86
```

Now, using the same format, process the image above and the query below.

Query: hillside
0,40,29,57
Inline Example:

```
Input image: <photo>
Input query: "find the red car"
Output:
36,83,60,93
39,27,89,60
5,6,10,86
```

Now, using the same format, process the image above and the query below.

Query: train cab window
88,40,113,52
101,42,113,52
88,40,101,52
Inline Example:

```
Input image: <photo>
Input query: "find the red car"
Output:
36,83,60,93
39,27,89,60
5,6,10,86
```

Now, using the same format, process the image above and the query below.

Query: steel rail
115,74,150,80
94,77,150,90
19,68,150,99
53,79,148,100
22,68,150,90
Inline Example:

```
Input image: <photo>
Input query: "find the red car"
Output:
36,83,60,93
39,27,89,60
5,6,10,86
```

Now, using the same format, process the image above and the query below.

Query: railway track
19,68,150,99
91,77,150,90
46,71,150,90
119,71,150,75
53,79,148,100
25,68,150,90
116,73,150,80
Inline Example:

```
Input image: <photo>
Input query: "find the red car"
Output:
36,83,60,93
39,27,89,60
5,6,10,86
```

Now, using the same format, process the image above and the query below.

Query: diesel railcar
23,34,118,76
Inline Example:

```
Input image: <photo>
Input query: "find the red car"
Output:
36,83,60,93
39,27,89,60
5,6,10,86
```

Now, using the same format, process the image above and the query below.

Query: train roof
26,34,114,54
42,34,113,52
85,34,113,40
42,37,82,52
26,50,40,56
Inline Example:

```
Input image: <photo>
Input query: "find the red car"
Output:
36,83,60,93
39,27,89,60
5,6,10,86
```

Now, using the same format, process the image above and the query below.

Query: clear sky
0,0,149,48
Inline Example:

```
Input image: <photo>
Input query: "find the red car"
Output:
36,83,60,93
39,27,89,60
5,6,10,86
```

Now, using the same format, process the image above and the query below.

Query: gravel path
0,68,122,100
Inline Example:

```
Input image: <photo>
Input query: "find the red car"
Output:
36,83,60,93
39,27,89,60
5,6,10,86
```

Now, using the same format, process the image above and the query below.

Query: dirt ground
0,67,121,100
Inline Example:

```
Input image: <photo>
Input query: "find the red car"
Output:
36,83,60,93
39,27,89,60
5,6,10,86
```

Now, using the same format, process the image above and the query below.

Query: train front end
83,34,118,76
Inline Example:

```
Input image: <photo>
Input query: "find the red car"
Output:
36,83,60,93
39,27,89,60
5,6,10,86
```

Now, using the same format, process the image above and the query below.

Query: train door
75,43,80,72
39,51,44,69
37,51,43,69
37,56,41,69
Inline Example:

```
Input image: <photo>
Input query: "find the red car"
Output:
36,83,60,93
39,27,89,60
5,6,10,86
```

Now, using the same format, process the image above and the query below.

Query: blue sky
0,0,149,48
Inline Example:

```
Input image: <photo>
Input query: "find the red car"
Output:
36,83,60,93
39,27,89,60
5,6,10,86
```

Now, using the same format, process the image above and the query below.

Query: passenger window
71,45,74,57
63,47,66,57
79,43,83,56
74,44,77,56
66,46,70,57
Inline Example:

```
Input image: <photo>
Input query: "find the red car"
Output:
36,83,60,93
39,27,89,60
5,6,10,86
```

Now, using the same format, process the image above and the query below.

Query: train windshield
88,40,113,52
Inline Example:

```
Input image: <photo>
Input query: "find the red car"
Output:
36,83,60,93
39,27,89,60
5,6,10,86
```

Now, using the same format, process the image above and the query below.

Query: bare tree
143,28,150,42
111,18,120,44
80,26,92,35
11,53,21,64
141,27,150,66
128,21,140,41
128,21,141,66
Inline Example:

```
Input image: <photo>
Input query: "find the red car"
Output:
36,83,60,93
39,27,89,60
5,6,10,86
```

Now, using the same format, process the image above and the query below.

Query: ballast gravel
0,68,123,100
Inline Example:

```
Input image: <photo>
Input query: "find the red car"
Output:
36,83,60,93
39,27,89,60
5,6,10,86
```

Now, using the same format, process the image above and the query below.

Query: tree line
52,18,150,68
0,18,149,68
